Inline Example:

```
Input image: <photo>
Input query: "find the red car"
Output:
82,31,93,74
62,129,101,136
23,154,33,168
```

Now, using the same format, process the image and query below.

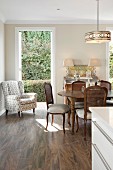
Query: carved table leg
70,97,75,134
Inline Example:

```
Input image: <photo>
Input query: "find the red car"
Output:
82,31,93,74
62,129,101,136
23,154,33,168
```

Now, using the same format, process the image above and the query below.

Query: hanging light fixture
85,0,111,43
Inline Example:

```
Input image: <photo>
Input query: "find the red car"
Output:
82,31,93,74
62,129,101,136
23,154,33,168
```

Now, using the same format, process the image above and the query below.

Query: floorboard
0,102,91,170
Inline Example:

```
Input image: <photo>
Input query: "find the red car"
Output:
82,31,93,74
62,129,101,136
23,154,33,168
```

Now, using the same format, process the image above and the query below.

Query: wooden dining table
58,90,113,134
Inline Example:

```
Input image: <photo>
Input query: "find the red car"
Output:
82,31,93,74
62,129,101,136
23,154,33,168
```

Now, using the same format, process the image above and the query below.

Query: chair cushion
106,100,113,106
75,101,84,109
20,97,35,104
48,104,70,114
76,109,91,120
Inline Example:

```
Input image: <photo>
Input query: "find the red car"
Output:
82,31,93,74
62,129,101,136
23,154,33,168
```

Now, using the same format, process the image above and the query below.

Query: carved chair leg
84,119,87,141
6,110,8,116
51,115,54,125
76,114,79,132
63,114,65,134
18,111,21,117
33,108,35,114
68,112,71,126
45,112,49,130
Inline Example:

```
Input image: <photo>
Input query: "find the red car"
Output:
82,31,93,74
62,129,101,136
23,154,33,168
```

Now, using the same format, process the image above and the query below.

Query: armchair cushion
20,97,36,104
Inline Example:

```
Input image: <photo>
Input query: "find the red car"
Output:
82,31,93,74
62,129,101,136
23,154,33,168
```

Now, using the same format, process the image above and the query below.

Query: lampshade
63,59,74,67
85,31,111,43
85,0,111,43
89,58,101,67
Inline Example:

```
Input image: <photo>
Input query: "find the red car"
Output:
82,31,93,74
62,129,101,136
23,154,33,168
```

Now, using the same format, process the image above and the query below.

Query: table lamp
63,59,74,77
89,58,101,76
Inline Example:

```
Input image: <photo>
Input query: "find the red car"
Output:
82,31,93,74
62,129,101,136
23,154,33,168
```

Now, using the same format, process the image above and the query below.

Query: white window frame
106,28,113,81
15,27,56,101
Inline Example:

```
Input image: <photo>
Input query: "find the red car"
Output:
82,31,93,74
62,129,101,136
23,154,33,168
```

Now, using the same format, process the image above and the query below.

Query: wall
0,21,5,115
5,24,113,103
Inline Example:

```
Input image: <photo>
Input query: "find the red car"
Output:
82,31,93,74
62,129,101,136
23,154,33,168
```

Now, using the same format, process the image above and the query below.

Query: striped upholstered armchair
1,80,37,117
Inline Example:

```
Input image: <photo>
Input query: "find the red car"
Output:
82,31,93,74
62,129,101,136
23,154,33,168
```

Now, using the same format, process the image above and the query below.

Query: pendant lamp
85,0,111,43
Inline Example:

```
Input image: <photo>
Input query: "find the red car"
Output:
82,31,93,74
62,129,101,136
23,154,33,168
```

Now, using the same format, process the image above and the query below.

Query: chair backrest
1,80,24,96
65,83,72,91
84,85,108,113
44,82,54,109
99,80,111,90
72,81,86,91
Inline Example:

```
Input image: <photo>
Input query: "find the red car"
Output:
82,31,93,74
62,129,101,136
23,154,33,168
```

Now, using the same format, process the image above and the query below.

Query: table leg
70,97,75,134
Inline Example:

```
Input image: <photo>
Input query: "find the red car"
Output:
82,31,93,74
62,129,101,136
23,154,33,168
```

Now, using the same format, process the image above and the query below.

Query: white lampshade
63,59,74,67
89,58,101,67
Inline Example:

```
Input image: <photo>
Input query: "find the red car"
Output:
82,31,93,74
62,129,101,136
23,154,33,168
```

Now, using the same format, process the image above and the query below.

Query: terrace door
15,27,56,102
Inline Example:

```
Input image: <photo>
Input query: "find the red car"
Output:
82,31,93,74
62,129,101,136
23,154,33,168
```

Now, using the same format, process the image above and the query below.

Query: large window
21,31,51,81
15,27,56,101
108,30,113,88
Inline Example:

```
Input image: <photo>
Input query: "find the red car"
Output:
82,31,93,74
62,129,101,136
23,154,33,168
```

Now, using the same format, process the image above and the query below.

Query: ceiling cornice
5,19,113,25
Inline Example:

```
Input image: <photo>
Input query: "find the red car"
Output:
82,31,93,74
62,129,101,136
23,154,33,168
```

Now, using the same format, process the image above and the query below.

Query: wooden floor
0,102,91,170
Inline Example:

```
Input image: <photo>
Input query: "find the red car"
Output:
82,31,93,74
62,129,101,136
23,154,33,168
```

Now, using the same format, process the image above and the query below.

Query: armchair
1,80,37,117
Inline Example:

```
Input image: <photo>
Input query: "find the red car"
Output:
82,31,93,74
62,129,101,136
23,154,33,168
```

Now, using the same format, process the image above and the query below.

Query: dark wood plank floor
0,102,91,170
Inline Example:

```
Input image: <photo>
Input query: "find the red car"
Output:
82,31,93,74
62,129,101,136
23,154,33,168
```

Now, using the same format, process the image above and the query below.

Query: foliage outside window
21,31,51,101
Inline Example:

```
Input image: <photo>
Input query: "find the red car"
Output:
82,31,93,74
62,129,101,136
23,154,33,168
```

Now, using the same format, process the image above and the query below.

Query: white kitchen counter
90,107,113,134
90,107,113,170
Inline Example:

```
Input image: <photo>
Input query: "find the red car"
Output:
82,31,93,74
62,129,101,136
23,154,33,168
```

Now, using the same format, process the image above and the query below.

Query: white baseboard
0,108,5,116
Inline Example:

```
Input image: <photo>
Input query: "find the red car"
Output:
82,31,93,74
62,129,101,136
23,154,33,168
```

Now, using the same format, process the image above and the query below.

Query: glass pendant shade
85,0,111,43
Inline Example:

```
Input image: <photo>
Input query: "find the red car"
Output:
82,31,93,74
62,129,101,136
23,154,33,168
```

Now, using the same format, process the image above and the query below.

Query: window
15,27,56,101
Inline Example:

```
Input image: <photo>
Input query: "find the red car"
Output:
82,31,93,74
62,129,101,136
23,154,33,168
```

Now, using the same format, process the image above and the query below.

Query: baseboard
0,109,5,116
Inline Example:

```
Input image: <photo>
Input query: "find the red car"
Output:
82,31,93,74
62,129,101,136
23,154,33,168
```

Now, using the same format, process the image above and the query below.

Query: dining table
58,89,113,134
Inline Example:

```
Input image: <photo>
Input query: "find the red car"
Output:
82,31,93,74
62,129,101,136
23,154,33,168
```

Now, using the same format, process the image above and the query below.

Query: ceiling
0,0,113,24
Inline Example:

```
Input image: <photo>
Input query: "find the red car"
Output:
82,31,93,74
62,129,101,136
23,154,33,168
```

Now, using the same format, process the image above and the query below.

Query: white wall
0,21,5,115
5,23,113,103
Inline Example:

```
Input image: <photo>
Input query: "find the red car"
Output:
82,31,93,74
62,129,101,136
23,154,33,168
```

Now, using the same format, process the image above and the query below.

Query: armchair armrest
21,93,37,101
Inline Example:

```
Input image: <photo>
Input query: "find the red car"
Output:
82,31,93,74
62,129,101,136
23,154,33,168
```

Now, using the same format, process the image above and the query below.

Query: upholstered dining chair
76,85,108,140
44,82,70,134
99,80,113,106
99,80,111,90
72,80,86,109
65,81,86,126
1,80,37,117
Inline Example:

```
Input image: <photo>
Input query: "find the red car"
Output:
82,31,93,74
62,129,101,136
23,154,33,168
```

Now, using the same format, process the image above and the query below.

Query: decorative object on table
85,0,111,43
74,72,80,80
86,70,91,86
1,80,37,117
63,58,74,77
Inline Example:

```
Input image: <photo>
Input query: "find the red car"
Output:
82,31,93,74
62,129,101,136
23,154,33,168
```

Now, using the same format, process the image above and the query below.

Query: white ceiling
0,0,113,24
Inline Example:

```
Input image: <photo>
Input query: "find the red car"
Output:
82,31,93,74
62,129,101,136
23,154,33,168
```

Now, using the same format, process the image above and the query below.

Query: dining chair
44,82,70,134
72,80,86,109
76,85,108,140
99,80,111,90
99,80,113,106
66,81,86,127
